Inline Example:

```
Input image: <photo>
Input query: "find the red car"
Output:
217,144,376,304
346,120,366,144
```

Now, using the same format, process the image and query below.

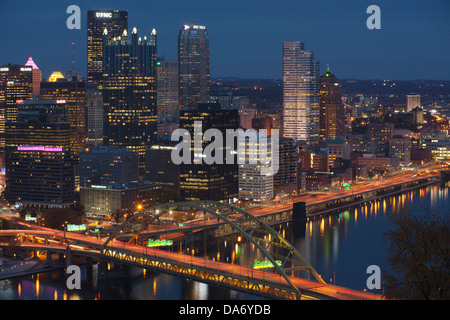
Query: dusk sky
1,0,449,80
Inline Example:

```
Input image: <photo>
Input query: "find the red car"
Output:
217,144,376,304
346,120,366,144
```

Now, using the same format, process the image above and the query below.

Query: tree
40,208,84,230
382,209,449,300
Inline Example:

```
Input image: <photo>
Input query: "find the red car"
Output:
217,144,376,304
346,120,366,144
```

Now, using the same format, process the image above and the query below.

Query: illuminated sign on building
0,67,9,72
17,146,63,152
67,224,87,232
56,100,67,104
96,12,112,18
25,215,37,221
147,239,173,247
253,259,282,269
20,67,32,72
91,185,108,189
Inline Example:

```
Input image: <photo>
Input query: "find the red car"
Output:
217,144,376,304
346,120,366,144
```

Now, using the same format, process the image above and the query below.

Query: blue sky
0,0,449,80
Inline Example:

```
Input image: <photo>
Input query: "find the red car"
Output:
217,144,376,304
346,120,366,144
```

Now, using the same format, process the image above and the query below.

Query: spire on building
25,56,39,70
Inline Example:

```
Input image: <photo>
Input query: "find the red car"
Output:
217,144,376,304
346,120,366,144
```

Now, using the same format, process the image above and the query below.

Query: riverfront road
247,163,445,218
0,229,382,300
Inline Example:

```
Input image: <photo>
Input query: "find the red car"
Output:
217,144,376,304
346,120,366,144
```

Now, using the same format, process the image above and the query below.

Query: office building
274,137,297,195
178,24,210,110
179,103,238,202
80,181,159,216
79,146,139,187
238,108,257,130
406,94,421,112
389,135,411,165
5,100,74,208
102,27,158,172
319,65,344,140
24,56,42,97
0,64,33,150
238,132,275,203
86,86,103,146
327,138,351,169
157,59,179,123
282,41,320,146
87,10,128,85
145,137,180,192
40,77,88,155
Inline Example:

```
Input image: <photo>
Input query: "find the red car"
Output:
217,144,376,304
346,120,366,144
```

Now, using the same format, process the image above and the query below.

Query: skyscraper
102,27,157,173
24,56,42,97
178,24,210,110
179,103,238,202
406,94,421,112
0,64,33,151
86,86,104,146
87,10,128,85
282,41,320,146
319,65,345,140
157,59,179,123
40,77,88,155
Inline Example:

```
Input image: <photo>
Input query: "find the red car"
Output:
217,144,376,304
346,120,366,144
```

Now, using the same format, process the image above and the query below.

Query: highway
247,163,445,218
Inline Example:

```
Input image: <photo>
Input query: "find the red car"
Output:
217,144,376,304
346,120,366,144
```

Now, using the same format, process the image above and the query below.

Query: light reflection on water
0,184,448,300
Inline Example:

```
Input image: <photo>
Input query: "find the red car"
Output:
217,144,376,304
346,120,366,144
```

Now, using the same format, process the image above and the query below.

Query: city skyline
1,0,449,80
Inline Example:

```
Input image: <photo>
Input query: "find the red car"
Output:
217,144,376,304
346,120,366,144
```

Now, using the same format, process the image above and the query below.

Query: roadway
247,163,445,218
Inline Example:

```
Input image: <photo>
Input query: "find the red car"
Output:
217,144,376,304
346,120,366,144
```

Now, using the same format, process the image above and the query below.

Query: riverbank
0,256,66,280
307,178,441,219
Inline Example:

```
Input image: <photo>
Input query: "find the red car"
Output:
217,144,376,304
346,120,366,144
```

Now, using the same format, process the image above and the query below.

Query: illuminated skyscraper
178,24,210,110
102,27,157,173
24,56,42,97
406,94,421,112
5,100,74,208
319,65,345,140
87,10,128,85
282,41,320,146
0,64,33,151
40,77,88,155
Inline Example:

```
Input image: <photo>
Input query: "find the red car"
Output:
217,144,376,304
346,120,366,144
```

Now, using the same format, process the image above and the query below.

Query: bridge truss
101,200,326,299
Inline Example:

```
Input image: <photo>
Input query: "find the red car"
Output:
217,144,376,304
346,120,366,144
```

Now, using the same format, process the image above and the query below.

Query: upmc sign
96,12,112,18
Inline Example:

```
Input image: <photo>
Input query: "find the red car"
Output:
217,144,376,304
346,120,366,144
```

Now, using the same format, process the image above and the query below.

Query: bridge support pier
47,251,53,264
292,202,307,222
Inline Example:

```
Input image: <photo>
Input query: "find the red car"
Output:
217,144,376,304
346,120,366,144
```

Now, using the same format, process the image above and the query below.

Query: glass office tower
102,27,157,173
282,41,320,146
178,24,210,110
87,10,128,85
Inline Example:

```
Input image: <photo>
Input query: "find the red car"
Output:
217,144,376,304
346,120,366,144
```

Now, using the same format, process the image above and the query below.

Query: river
0,183,448,300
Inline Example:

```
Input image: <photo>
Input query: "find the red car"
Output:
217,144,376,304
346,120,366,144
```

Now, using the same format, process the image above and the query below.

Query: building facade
282,41,320,146
102,27,158,172
157,59,179,123
79,146,139,187
5,100,74,208
319,66,344,140
178,24,210,110
87,10,128,85
179,103,239,202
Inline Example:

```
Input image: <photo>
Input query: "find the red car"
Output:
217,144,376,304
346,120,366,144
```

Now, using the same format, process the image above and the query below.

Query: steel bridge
0,201,382,300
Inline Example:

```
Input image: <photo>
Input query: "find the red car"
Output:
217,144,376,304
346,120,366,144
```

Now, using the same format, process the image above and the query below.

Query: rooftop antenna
72,42,75,71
